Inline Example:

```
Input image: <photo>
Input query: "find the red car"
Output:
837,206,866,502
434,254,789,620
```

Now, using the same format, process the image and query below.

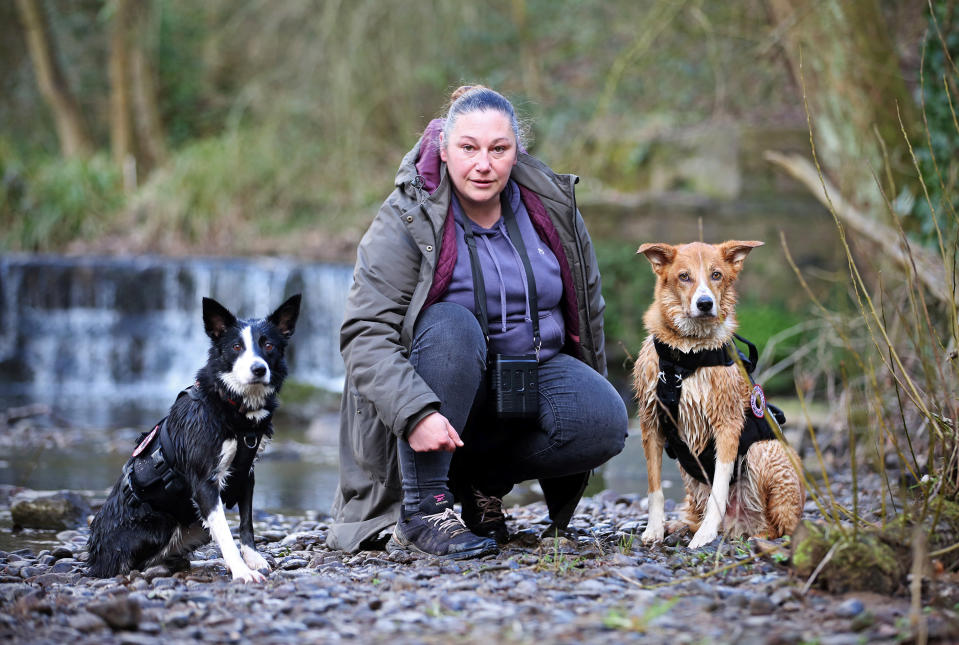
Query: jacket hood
393,118,444,193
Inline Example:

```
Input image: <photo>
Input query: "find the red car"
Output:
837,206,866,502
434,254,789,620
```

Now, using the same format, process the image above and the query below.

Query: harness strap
653,334,783,486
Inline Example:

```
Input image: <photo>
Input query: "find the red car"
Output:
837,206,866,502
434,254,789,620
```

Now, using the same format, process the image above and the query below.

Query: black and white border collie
87,294,301,582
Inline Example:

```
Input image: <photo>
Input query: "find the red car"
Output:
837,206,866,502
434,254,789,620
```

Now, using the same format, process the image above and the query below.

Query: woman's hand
408,412,464,452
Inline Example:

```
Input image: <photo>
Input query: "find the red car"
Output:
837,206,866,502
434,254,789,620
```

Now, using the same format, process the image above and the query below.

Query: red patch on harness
132,426,159,457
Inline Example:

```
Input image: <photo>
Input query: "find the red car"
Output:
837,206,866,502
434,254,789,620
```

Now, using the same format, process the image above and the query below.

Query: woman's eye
462,144,474,152
711,271,722,280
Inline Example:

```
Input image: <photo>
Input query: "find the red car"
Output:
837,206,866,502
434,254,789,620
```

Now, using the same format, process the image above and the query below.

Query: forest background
1,0,956,406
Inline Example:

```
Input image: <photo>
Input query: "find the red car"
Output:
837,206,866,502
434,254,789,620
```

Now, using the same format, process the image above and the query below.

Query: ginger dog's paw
641,523,665,544
687,526,718,549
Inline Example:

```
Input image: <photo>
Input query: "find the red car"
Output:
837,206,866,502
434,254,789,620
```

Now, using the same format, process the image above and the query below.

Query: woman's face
440,110,518,217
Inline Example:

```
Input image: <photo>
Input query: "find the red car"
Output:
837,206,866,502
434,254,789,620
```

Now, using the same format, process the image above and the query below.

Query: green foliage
602,599,678,632
905,3,959,243
596,239,655,367
0,141,123,251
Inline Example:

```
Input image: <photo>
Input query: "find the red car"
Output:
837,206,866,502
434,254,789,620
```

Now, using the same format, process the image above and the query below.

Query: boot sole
386,536,498,561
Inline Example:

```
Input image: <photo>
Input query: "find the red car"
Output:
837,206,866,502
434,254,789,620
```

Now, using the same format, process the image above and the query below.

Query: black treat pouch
490,354,539,419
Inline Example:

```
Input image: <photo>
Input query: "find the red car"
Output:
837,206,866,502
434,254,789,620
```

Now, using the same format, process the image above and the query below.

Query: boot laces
423,508,470,537
474,489,505,524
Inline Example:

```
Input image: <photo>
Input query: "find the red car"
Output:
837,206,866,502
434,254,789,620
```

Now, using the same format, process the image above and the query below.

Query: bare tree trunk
129,1,167,172
765,0,918,220
109,0,136,188
15,0,93,158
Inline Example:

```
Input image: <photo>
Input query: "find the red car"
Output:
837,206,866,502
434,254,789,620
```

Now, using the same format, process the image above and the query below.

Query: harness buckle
243,433,259,450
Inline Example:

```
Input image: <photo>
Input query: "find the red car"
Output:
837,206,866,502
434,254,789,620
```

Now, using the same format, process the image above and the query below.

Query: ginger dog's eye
711,271,722,280
678,272,691,282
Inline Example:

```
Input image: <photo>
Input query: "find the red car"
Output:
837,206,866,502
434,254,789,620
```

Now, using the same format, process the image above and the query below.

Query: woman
328,86,627,558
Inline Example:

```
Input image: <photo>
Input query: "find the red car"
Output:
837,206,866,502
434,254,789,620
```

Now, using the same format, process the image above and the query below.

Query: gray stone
51,546,73,559
69,611,108,633
10,491,91,530
835,597,865,617
50,560,78,573
87,595,142,631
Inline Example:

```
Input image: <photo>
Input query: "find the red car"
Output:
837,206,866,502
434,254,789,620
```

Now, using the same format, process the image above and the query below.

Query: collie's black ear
268,294,301,339
203,297,237,340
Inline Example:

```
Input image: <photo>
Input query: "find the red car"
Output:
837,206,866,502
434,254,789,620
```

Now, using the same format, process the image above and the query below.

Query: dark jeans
398,302,628,511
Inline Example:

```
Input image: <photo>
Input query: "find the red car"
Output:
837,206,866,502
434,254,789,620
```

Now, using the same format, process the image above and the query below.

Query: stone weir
0,254,353,428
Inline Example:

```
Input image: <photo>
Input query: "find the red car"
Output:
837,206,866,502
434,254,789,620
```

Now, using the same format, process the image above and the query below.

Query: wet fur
632,241,804,547
86,295,301,581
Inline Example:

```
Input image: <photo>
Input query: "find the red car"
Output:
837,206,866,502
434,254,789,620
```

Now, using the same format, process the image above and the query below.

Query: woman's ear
439,134,447,162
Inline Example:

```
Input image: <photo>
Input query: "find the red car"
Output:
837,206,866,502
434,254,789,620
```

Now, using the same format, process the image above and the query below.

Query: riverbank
2,476,957,644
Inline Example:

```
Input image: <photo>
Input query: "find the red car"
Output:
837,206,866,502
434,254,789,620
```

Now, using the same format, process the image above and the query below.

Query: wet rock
835,597,864,617
87,595,142,631
69,611,108,633
10,491,91,530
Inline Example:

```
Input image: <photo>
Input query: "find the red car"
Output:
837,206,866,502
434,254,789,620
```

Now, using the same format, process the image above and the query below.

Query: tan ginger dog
633,241,804,549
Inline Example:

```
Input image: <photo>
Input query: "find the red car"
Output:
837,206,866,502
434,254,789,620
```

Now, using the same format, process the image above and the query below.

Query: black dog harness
654,334,786,486
120,385,262,523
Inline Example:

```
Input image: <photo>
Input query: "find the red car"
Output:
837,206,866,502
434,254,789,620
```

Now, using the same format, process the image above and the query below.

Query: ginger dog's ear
638,243,676,276
719,240,763,271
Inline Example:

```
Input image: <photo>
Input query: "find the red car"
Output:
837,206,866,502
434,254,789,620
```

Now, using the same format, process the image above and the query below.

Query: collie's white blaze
245,409,270,423
203,500,264,583
688,459,734,549
642,489,666,544
218,325,275,409
213,439,237,489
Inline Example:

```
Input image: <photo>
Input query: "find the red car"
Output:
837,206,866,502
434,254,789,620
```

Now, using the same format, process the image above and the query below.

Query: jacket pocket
348,390,400,487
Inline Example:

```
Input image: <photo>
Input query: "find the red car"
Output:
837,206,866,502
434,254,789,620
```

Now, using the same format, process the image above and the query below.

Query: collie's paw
231,565,267,583
641,523,664,544
687,526,718,549
241,545,271,572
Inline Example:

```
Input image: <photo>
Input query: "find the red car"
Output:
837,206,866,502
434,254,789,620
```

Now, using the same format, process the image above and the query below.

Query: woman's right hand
407,412,464,452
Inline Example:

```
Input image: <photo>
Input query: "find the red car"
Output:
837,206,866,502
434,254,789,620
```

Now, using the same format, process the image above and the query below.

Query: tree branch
765,150,955,306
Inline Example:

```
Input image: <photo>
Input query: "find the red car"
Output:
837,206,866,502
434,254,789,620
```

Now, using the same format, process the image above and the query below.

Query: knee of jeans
413,302,486,366
592,401,629,464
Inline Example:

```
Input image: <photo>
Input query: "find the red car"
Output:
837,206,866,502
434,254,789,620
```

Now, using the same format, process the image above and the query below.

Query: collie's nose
252,364,267,378
696,296,713,313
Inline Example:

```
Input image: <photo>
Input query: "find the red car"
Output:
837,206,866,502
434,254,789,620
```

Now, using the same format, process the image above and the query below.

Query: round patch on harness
132,425,159,457
750,385,766,418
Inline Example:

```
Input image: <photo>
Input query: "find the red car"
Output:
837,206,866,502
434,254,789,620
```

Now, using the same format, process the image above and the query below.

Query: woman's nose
475,151,491,171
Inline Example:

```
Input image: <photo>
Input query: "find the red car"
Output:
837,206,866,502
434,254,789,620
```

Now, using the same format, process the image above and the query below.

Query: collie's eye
263,342,274,352
678,272,691,282
232,343,243,352
711,271,722,280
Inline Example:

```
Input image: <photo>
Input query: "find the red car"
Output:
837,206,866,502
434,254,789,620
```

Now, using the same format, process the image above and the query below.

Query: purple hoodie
444,181,565,359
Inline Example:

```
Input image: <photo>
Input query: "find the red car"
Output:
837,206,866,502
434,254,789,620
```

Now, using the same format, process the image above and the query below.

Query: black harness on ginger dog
654,334,785,486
